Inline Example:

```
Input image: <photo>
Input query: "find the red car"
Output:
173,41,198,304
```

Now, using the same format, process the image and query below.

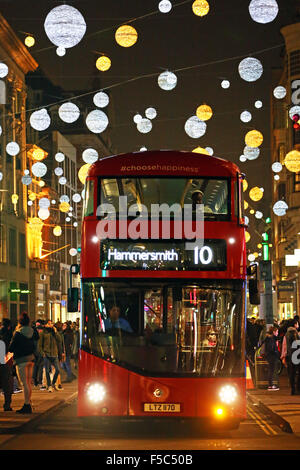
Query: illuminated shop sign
100,240,226,271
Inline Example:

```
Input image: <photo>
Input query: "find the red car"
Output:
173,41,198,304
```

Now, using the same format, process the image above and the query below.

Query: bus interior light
86,383,106,403
219,385,237,404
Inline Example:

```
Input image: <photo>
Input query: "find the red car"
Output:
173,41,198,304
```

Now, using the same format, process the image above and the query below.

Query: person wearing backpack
38,319,62,392
281,318,300,395
8,312,39,414
264,326,280,391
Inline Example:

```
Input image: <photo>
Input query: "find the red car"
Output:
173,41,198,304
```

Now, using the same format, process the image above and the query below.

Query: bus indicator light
86,383,106,403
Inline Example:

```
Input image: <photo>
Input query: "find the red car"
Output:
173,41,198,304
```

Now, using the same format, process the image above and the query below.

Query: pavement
248,370,300,435
0,379,78,436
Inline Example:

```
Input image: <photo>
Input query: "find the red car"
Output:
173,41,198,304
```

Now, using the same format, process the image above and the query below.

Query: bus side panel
78,349,129,417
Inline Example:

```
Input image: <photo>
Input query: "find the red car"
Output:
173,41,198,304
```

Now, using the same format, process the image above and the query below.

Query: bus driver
191,190,213,213
104,306,133,333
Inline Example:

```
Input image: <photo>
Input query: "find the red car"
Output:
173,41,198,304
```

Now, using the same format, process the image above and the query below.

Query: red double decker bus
75,150,249,429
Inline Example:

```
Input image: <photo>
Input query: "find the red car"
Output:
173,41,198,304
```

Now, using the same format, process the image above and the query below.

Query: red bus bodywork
78,150,247,425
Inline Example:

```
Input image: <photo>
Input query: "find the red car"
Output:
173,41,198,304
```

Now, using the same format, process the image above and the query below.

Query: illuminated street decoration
255,211,263,219
245,231,250,242
133,113,143,123
137,118,152,133
25,35,35,47
158,71,177,90
0,63,8,78
115,25,138,47
238,57,263,82
59,202,70,213
59,177,67,185
196,104,213,121
284,150,300,172
53,226,62,237
245,130,263,147
145,107,157,119
38,208,50,220
289,105,300,120
249,0,278,24
243,180,248,192
184,115,207,138
54,167,63,176
30,109,51,131
55,152,65,162
27,218,43,259
273,85,286,99
6,142,20,156
205,147,214,155
38,197,50,208
159,0,172,13
86,110,109,133
56,46,66,57
69,248,78,256
244,146,260,160
58,102,80,123
82,148,99,164
273,200,288,216
32,148,46,161
11,194,18,205
32,162,47,177
192,0,210,16
78,163,91,184
44,4,86,49
240,111,252,123
249,186,263,201
60,195,70,203
271,162,282,172
255,100,263,108
192,147,210,155
221,80,230,89
239,155,247,162
274,174,280,180
93,92,109,108
72,193,81,203
22,174,32,185
244,200,249,210
96,56,111,71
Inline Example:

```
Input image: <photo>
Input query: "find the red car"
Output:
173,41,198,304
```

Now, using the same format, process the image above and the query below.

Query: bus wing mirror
249,279,260,305
172,286,182,301
68,287,79,312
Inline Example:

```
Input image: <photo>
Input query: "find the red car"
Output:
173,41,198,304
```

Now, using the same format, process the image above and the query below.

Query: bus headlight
86,383,106,403
219,385,238,404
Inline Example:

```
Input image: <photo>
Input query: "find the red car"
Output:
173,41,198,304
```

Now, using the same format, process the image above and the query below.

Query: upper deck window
84,179,95,217
99,177,229,219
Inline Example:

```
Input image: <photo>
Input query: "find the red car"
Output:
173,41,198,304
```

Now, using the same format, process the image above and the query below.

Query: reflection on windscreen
100,178,228,216
82,281,244,377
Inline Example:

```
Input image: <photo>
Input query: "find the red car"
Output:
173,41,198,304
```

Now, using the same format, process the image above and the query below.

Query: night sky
0,0,297,249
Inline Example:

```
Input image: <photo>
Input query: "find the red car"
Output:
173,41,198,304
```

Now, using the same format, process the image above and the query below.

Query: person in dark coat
265,326,280,391
0,319,14,411
61,322,74,382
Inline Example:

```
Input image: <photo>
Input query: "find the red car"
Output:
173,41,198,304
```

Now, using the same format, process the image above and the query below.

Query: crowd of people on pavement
246,315,300,395
0,312,79,415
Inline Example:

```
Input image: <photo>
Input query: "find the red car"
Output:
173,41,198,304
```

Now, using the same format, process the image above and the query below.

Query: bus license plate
144,403,181,412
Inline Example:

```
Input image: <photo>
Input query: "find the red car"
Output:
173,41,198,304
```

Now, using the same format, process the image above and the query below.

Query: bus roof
88,150,241,178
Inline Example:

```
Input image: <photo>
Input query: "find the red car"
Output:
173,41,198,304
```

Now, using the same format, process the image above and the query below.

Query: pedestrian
32,320,44,388
54,321,64,390
8,312,39,414
72,323,79,372
38,319,63,392
0,321,13,411
281,318,300,395
265,326,280,391
62,322,74,382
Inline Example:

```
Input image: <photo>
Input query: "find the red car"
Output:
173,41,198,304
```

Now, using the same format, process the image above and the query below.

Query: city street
1,397,300,450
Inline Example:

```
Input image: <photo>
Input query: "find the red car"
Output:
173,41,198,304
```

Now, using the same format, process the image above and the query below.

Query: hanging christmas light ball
273,85,286,99
51,200,56,204
96,56,111,72
248,254,256,262
192,0,210,16
0,63,8,78
140,147,147,151
255,211,263,219
137,118,152,134
274,174,280,181
145,107,157,120
245,130,263,147
192,147,210,155
38,208,50,220
196,104,213,121
240,110,252,123
55,152,65,162
60,195,70,203
249,186,263,202
32,162,47,178
244,146,260,160
0,125,2,136
273,200,288,216
284,150,300,172
32,148,45,161
245,231,251,242
69,248,77,256
86,110,108,134
158,71,177,90
25,35,35,47
244,216,249,225
115,25,138,48
78,163,91,184
28,200,33,207
81,189,85,199
250,209,255,215
56,46,66,57
39,197,50,209
44,4,86,49
255,100,263,108
59,202,70,213
243,180,248,192
58,102,80,123
54,167,63,176
11,194,18,205
73,222,78,227
271,162,282,173
133,113,143,124
249,0,278,24
82,148,99,164
93,91,109,108
22,175,32,186
159,0,172,13
72,193,81,203
30,109,51,131
205,147,214,155
289,106,300,120
66,217,71,222
29,193,36,201
39,181,45,187
0,172,3,181
185,116,207,138
240,155,247,162
238,57,263,82
6,142,20,156
53,225,62,237
221,80,230,89
59,176,67,185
